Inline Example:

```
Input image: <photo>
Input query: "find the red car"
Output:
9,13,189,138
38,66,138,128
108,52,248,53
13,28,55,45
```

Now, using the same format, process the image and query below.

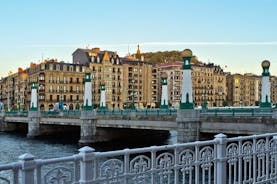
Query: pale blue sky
0,0,277,77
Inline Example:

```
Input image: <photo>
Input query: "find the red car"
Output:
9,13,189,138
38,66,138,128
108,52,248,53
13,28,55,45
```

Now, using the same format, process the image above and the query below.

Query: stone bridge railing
1,133,277,184
2,107,275,119
2,109,178,118
201,107,273,117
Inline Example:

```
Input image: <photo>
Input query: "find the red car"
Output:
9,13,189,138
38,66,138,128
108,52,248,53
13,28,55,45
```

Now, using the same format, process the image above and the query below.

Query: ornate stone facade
154,59,227,108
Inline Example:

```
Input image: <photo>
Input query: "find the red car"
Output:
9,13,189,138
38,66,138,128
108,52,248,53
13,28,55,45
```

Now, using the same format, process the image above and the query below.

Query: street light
131,78,136,110
202,85,208,110
17,95,21,112
7,71,13,111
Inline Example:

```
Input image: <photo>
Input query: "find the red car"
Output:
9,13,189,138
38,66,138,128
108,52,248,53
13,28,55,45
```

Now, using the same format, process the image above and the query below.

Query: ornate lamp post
18,95,21,112
180,49,194,109
83,73,93,110
260,60,271,108
160,73,169,109
202,86,208,110
30,82,38,111
99,81,106,110
131,78,136,110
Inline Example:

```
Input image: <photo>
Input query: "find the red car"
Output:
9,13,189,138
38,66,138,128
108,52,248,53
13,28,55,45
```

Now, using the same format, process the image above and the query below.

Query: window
50,75,53,83
39,75,45,81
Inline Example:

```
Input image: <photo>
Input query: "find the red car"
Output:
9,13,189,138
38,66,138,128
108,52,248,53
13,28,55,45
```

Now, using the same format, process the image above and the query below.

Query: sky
0,0,277,77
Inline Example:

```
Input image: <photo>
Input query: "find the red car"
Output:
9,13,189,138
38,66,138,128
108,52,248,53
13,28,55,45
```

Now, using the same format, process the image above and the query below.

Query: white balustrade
1,133,277,183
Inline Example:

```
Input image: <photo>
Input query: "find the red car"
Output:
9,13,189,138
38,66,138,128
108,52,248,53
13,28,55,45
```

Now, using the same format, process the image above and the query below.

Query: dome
261,60,270,68
182,49,193,57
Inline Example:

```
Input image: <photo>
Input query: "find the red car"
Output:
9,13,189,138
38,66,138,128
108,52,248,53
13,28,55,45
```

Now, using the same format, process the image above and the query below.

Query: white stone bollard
79,146,95,184
214,133,227,184
19,153,36,184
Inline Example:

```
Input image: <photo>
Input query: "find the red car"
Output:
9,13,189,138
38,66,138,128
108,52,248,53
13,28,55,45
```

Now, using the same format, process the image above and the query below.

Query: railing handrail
0,162,21,171
1,132,277,183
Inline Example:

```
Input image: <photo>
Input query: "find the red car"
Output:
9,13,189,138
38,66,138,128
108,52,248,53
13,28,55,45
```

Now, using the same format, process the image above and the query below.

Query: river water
0,131,177,164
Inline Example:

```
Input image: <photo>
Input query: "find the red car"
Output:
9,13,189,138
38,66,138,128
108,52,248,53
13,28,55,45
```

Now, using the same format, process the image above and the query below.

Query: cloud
16,41,277,49
139,41,277,46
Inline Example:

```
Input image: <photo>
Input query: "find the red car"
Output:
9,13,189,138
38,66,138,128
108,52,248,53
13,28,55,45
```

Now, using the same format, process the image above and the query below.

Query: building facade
72,47,154,109
226,73,261,106
1,48,276,110
271,76,277,105
154,58,227,108
28,60,87,111
0,59,87,111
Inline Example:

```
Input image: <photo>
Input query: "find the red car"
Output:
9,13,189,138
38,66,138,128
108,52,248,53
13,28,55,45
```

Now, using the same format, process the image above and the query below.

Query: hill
140,50,202,64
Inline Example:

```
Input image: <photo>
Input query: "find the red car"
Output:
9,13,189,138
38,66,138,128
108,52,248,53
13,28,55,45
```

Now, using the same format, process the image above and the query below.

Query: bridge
1,132,277,184
1,107,277,144
1,59,276,143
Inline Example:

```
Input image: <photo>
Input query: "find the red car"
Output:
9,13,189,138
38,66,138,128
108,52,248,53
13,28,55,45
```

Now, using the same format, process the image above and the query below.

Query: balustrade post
214,133,227,184
79,146,95,184
274,135,277,178
18,153,36,184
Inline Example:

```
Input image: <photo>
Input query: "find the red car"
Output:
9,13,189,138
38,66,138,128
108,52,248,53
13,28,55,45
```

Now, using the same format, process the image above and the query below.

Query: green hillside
141,50,201,64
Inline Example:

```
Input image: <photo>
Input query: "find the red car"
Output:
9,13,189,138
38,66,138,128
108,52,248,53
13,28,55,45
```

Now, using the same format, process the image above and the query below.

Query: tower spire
136,44,141,55
136,44,141,60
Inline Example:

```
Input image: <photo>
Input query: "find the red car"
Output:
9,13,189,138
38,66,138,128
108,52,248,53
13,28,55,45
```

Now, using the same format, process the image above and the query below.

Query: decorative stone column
180,49,194,109
177,49,199,142
99,82,106,110
27,83,41,138
260,60,271,108
30,83,38,111
83,73,93,110
160,73,169,109
79,73,97,145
